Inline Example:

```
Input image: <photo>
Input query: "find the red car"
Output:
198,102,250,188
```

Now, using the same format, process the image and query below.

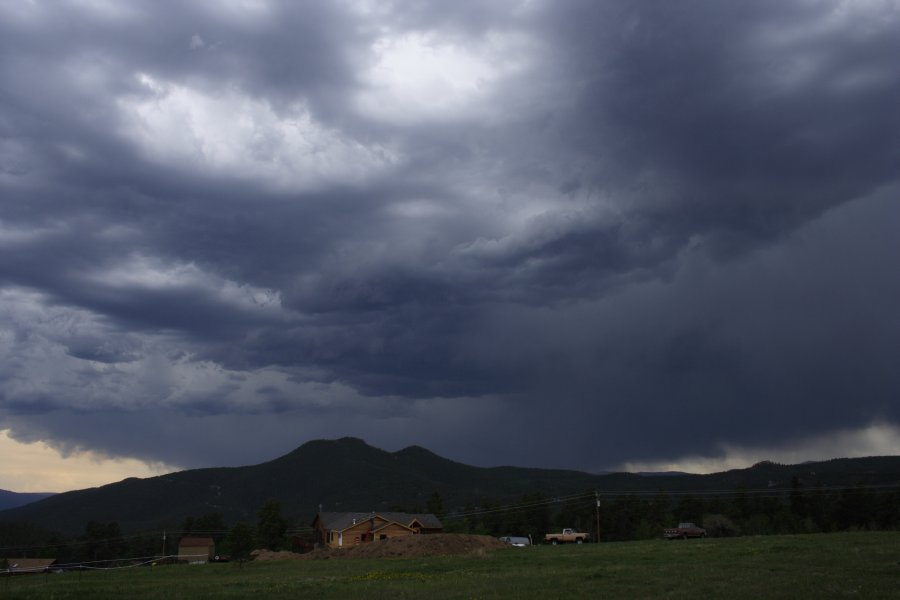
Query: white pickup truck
544,528,590,544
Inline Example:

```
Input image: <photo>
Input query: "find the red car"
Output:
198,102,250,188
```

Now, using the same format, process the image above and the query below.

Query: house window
379,534,387,540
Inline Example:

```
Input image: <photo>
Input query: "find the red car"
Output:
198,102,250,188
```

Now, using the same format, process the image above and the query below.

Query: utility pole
595,491,601,543
161,530,167,558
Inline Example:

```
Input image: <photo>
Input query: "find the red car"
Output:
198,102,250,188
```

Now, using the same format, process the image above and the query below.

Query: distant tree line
0,500,295,566
1,484,897,563
444,482,900,542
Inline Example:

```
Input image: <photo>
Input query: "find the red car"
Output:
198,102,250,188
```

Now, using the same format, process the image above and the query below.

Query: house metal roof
316,511,443,531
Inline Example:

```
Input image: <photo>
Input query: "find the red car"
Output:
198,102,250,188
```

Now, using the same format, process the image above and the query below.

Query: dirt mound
252,549,302,562
332,533,508,559
253,534,508,561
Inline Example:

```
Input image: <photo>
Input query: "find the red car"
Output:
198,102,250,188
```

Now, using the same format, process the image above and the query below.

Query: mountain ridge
0,489,55,511
1,437,898,535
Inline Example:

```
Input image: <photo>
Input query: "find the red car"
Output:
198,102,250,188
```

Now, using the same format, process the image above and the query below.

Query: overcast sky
2,0,899,492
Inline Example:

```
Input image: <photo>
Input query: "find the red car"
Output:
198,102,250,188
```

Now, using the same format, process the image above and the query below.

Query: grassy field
4,531,899,599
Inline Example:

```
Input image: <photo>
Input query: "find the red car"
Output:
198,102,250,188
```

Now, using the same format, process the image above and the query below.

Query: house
177,536,216,564
313,511,443,549
5,558,57,574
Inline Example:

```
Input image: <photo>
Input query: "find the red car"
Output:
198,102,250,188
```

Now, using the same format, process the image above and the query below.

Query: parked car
663,522,707,539
498,536,531,547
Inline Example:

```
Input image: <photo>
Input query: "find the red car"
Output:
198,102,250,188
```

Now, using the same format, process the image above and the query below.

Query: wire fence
3,553,215,577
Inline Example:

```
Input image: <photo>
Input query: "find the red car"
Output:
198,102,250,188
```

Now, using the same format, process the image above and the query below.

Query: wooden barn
177,536,216,564
313,512,443,549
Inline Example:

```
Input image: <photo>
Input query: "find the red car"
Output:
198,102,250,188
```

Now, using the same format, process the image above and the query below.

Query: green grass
5,532,899,599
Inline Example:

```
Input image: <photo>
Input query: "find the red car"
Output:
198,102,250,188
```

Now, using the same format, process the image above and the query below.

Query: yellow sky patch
0,430,180,493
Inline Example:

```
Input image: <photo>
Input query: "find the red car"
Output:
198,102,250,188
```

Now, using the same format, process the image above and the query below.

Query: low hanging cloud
0,0,898,486
620,423,900,475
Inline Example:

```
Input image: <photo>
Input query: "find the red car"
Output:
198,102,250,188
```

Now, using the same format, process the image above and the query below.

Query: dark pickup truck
663,522,707,539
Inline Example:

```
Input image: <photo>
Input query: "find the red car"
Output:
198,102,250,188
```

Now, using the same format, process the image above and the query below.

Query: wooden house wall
343,521,373,545
374,522,414,539
324,521,372,548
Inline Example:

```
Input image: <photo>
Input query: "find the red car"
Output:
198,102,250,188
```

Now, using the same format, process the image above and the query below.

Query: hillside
0,437,898,535
0,490,54,511
0,437,598,534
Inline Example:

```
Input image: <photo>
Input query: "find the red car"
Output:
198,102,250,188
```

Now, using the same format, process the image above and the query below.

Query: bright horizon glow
0,429,180,493
617,423,900,475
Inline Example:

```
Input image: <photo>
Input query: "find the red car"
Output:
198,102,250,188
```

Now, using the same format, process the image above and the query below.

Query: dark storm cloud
454,188,900,468
0,0,898,476
539,1,900,244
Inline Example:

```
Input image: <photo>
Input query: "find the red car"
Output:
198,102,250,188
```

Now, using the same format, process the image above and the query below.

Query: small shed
6,558,57,574
178,537,216,564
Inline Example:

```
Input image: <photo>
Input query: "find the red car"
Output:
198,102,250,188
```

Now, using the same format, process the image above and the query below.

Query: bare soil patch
252,534,508,561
